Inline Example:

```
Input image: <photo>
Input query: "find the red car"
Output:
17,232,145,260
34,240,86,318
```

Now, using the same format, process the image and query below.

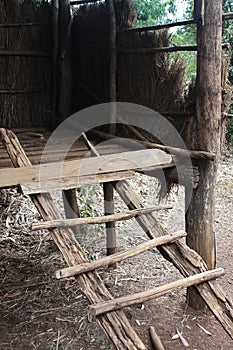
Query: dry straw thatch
71,0,187,138
0,0,52,129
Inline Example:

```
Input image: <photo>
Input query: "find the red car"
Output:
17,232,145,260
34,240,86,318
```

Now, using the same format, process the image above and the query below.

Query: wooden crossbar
31,205,172,230
55,231,186,279
90,268,225,316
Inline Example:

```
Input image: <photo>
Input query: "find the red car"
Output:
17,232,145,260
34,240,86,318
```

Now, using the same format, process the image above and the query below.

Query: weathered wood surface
90,269,225,316
82,135,233,339
32,205,172,230
185,0,223,309
55,231,186,279
89,128,216,160
21,171,135,194
149,327,165,350
62,189,81,235
103,182,117,264
0,135,137,168
0,149,172,192
0,128,147,350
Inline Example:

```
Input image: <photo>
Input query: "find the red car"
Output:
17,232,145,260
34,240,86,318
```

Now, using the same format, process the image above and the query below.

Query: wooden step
55,231,187,279
89,268,225,317
31,205,172,231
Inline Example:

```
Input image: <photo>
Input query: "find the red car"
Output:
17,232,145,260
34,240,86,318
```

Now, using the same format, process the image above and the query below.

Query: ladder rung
31,205,172,231
89,268,224,317
55,231,187,279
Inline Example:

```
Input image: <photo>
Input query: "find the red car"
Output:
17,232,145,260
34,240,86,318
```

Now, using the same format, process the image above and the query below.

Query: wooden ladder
1,128,233,350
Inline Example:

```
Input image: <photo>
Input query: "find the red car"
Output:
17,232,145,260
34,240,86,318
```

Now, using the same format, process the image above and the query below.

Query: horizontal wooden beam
90,268,225,316
120,13,232,34
70,0,103,5
0,89,48,95
223,12,233,21
56,231,187,279
21,171,135,194
0,51,50,57
122,43,230,54
89,129,216,160
0,22,48,27
32,205,172,231
123,45,197,54
122,20,195,33
0,149,172,192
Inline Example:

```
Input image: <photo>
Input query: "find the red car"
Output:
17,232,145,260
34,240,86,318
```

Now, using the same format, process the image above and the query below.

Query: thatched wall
0,0,52,129
71,0,187,139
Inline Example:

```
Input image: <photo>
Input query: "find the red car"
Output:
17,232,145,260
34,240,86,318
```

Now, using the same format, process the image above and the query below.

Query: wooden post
107,0,117,134
62,189,81,235
51,0,59,129
58,0,72,124
103,0,118,269
103,182,117,268
185,0,222,309
58,0,82,232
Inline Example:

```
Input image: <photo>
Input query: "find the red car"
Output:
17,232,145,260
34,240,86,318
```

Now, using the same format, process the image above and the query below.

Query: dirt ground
0,157,232,350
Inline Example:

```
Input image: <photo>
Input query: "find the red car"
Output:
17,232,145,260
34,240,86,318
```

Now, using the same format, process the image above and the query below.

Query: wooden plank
0,149,172,190
82,135,233,339
0,128,147,350
55,231,186,279
90,269,225,316
21,170,135,194
32,205,172,230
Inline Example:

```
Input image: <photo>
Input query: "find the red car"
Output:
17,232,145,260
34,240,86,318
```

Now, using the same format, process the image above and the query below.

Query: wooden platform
0,130,135,168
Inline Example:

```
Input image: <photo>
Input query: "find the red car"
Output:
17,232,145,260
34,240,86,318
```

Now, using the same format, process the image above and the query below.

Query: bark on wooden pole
103,0,117,265
55,231,186,279
90,269,225,316
185,0,223,309
103,182,117,267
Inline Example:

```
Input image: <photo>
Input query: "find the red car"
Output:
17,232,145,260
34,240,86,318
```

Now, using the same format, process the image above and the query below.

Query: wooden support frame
81,134,233,339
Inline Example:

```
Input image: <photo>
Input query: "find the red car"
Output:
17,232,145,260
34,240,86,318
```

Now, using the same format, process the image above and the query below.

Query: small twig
56,330,61,350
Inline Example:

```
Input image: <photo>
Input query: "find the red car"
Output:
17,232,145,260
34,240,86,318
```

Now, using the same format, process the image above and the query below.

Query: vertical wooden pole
103,0,117,266
58,0,72,124
185,0,222,309
103,182,117,268
107,0,117,134
62,189,81,235
58,0,81,234
51,0,59,130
